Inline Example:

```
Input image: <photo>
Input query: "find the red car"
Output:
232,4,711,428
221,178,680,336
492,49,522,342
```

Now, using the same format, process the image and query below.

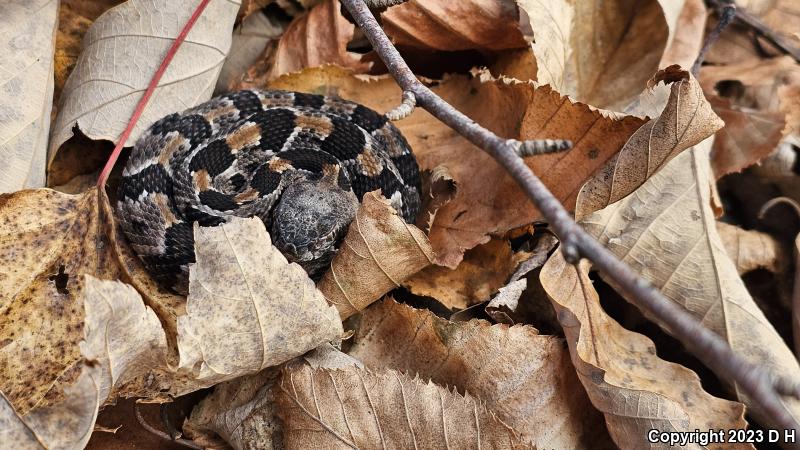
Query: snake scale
117,89,421,294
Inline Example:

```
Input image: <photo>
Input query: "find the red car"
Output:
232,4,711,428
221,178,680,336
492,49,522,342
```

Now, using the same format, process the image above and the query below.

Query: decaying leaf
576,66,724,220
176,217,342,387
415,165,458,234
717,221,787,275
403,239,517,310
0,188,117,414
278,364,533,449
348,298,611,449
271,66,644,267
580,141,800,426
317,191,434,319
540,254,749,449
216,10,286,94
49,0,240,165
518,0,680,110
381,0,526,51
0,0,58,193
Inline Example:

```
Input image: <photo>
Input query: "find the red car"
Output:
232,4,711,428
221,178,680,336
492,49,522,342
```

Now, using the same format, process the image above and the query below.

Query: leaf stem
96,0,213,188
340,0,800,435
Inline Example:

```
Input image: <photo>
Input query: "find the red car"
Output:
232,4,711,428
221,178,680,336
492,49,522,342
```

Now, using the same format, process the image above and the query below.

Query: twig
706,0,800,63
340,0,800,435
135,403,204,450
96,0,213,188
692,2,736,76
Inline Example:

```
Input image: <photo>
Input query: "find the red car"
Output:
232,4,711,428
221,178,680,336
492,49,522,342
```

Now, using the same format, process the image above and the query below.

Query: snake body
117,89,421,294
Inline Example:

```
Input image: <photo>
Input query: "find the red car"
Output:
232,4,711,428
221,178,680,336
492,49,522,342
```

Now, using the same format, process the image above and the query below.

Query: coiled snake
117,90,421,294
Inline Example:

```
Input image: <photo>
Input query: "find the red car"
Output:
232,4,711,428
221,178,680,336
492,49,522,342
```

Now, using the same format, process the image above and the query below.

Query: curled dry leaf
348,298,611,449
177,217,343,387
717,221,788,275
216,10,286,94
0,188,118,414
0,0,58,193
49,0,240,164
402,239,517,310
576,67,724,220
415,165,458,234
381,0,526,51
238,0,369,88
541,255,749,449
580,141,800,426
317,191,434,319
271,65,645,267
518,0,680,110
278,364,533,449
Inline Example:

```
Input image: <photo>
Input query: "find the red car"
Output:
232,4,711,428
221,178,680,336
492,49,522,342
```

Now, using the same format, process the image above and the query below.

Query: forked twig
339,0,800,435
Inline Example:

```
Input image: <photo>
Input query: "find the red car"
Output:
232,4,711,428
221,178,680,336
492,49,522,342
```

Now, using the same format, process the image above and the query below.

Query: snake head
270,165,359,278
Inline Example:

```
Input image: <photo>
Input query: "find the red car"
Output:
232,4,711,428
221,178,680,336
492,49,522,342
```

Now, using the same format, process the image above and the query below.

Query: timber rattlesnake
117,89,421,294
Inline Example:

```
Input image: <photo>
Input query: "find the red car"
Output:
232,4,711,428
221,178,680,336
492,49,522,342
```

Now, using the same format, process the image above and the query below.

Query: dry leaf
0,0,58,193
717,221,787,275
540,254,749,449
576,67,724,220
403,239,516,310
272,66,645,266
381,0,526,51
80,276,169,403
518,0,682,110
317,191,434,319
49,0,240,165
709,95,786,177
278,364,532,449
216,11,286,94
239,0,369,88
0,188,117,414
176,217,342,386
738,0,800,52
580,141,800,426
416,165,458,234
658,0,707,68
348,298,611,449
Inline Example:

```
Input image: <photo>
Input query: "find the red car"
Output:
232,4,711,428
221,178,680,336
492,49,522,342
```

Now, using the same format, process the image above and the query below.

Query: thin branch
692,2,736,76
340,0,800,435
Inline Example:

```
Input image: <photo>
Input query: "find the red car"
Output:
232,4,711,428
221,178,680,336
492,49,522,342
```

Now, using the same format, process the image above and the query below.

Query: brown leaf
518,0,679,110
317,191,434,319
381,0,526,51
717,221,788,275
0,188,117,414
576,67,724,220
238,0,369,88
416,165,458,234
176,217,343,387
580,141,800,427
540,254,749,449
0,0,58,193
271,66,645,266
659,0,708,68
216,10,286,94
403,239,516,310
49,0,240,166
709,95,786,177
277,364,533,449
348,298,612,449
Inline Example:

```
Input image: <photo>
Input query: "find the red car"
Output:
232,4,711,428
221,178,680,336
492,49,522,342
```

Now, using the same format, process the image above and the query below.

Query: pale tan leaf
403,239,516,310
80,276,169,403
176,217,342,386
216,10,285,94
0,188,118,414
272,66,645,267
717,222,788,275
540,254,749,449
580,141,800,426
518,0,680,110
382,0,526,51
317,191,434,319
738,0,800,52
659,0,707,68
277,365,533,449
576,67,724,220
0,0,58,193
49,0,240,164
348,298,611,449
